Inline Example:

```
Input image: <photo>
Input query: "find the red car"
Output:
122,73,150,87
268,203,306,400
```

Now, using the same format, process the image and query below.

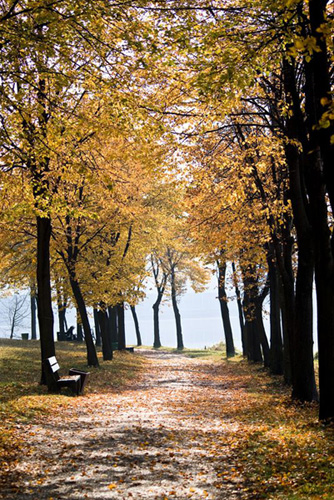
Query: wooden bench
43,356,89,395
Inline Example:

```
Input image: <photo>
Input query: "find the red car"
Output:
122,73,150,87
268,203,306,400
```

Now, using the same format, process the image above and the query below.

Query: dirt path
4,351,245,499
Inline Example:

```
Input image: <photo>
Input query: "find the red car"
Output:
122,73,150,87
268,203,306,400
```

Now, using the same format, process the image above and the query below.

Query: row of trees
0,0,333,421
0,0,184,384
149,0,333,421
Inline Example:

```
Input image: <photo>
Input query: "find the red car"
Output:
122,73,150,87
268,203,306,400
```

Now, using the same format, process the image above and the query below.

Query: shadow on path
1,350,245,500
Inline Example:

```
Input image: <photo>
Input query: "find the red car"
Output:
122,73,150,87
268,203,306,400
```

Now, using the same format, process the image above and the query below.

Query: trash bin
21,333,29,340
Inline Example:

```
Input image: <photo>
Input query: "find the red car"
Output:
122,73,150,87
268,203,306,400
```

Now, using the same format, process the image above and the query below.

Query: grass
138,340,238,359
211,359,334,500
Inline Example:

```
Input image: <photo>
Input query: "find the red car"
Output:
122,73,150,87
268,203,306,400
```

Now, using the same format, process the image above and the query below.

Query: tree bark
255,297,270,368
268,249,283,375
308,0,334,213
305,0,334,419
117,302,126,350
97,308,113,360
93,308,101,347
76,308,84,342
283,56,318,402
217,261,235,357
108,306,118,344
314,243,334,420
58,306,67,340
30,289,37,340
242,270,262,363
274,226,294,385
232,262,246,356
36,216,55,385
10,317,15,339
152,294,163,348
76,322,83,342
292,235,318,401
55,285,67,341
130,305,142,346
171,267,184,350
69,275,99,366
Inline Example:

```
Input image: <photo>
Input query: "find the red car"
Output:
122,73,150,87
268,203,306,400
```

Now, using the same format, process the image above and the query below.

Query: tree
130,305,142,347
149,0,325,411
0,0,170,382
30,288,37,340
217,258,235,357
151,252,168,348
1,293,29,339
163,234,210,351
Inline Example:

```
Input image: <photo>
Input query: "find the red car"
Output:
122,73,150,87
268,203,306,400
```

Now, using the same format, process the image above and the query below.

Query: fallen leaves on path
1,349,333,499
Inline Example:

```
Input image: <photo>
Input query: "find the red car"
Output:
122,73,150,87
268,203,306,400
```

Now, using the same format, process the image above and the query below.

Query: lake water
0,286,320,353
125,291,245,350
0,279,320,352
0,287,261,351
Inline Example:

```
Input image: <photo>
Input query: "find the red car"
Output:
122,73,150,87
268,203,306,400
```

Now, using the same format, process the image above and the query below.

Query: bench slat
59,375,81,382
51,362,60,372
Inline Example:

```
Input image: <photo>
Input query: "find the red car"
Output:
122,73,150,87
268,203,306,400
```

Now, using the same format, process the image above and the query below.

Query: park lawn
207,358,333,500
149,345,333,499
0,339,333,499
0,338,146,475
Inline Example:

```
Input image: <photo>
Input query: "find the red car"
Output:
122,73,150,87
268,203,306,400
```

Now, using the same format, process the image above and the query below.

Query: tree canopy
0,0,333,420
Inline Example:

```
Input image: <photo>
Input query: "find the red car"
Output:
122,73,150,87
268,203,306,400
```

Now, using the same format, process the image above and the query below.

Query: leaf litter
0,349,333,499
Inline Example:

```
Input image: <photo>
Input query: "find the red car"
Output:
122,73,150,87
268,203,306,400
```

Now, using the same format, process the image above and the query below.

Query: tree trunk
244,316,262,363
77,322,83,342
274,229,294,385
314,250,334,420
76,308,84,342
117,302,126,350
10,319,15,339
97,308,113,360
171,269,184,350
292,238,318,401
217,261,235,357
55,283,67,341
279,294,292,384
255,298,270,367
308,0,334,213
36,216,55,386
268,250,284,375
305,69,334,416
93,308,101,347
69,275,99,366
130,305,142,346
305,0,334,419
58,306,67,340
283,56,318,402
31,289,37,340
242,271,262,363
232,262,246,356
152,293,163,348
108,306,118,344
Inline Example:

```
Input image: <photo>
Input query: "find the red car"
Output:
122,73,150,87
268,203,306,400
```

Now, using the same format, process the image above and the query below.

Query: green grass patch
211,359,334,500
137,341,241,360
0,338,146,468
